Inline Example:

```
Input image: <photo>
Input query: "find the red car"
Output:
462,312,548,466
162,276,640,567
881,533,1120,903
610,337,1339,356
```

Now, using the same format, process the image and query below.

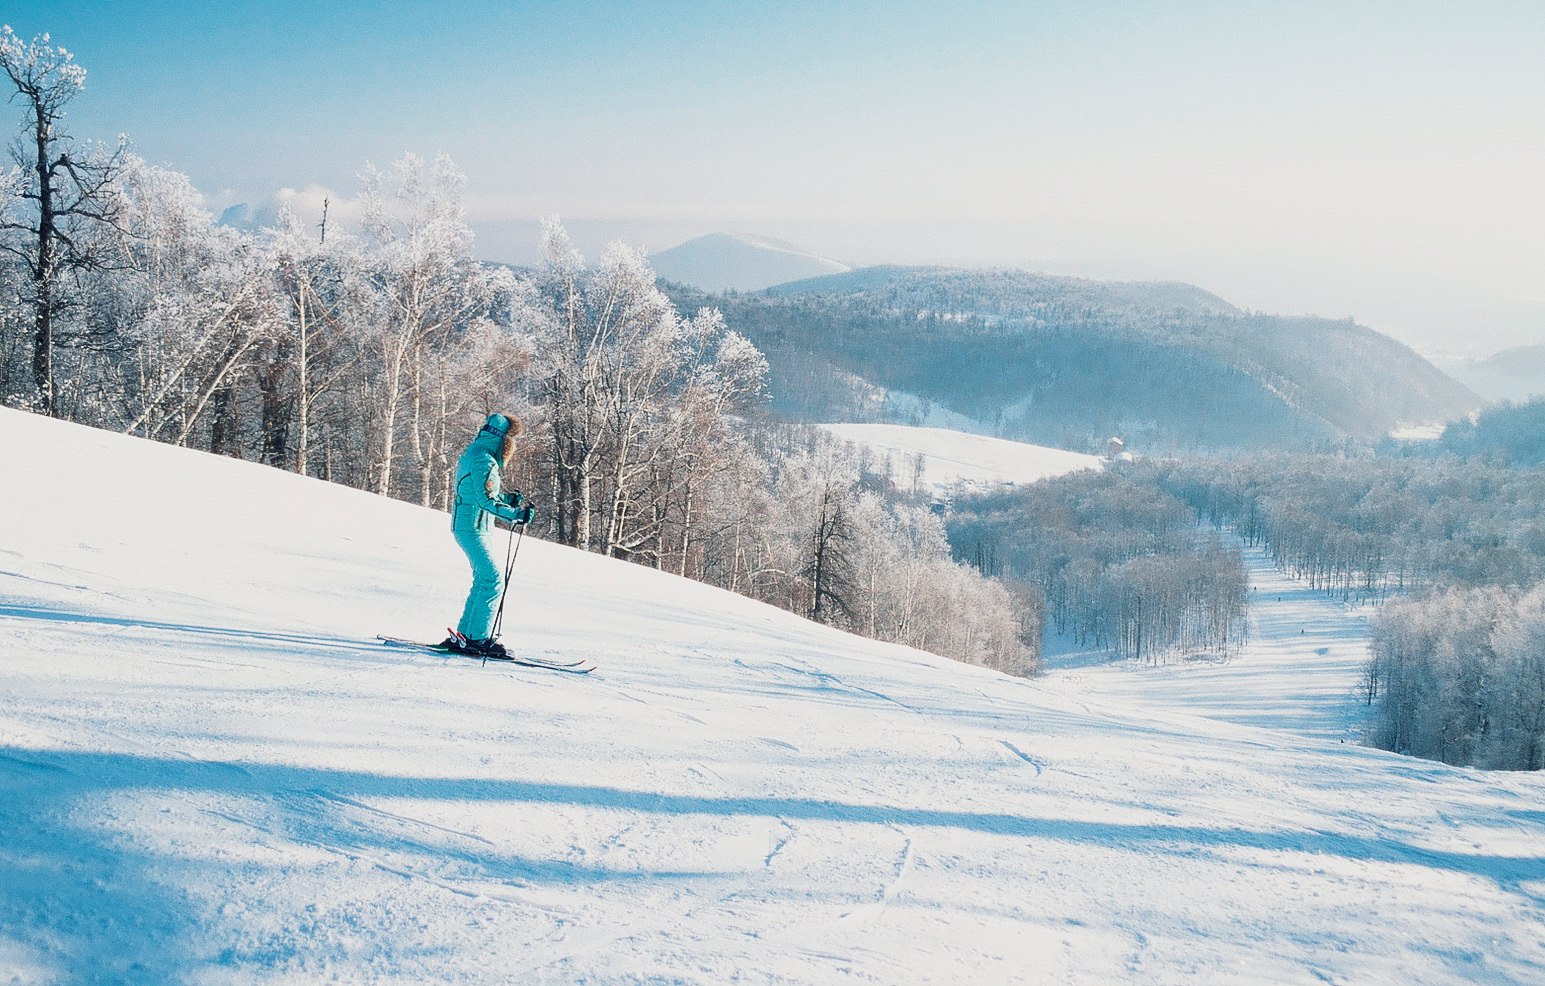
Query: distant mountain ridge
661,265,1481,453
1440,343,1545,403
651,232,849,292
768,265,1240,319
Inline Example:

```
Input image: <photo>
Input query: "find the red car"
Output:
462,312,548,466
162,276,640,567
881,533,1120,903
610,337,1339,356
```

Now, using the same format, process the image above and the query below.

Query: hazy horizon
10,0,1542,358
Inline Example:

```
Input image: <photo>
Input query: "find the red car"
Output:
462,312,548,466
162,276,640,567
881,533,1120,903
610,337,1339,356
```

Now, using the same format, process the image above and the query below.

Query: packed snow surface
1045,543,1377,743
2,407,1543,985
818,423,1102,494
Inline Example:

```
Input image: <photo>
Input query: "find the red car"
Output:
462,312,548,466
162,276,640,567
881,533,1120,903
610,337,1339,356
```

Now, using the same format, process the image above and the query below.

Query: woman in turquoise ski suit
447,413,529,657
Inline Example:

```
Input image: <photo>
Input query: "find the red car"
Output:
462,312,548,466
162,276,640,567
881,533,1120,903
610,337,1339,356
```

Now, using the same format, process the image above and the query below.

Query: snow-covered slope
3,407,1543,985
820,423,1102,494
1046,543,1377,742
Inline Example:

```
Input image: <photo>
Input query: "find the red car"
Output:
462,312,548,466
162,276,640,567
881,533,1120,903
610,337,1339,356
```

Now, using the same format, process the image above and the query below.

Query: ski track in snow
2,407,1544,985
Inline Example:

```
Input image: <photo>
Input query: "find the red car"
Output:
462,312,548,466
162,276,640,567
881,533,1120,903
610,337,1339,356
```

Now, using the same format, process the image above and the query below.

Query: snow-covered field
1388,422,1446,442
819,424,1101,494
3,407,1543,985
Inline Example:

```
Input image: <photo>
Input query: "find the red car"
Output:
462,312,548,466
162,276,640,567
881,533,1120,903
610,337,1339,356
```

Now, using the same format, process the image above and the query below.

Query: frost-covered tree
645,311,768,572
773,447,859,623
684,433,776,592
1147,453,1545,600
109,155,279,450
1368,587,1545,770
1492,590,1545,769
844,491,1038,673
751,433,1039,673
0,26,125,416
529,221,765,557
265,204,362,473
946,469,1246,663
357,152,494,501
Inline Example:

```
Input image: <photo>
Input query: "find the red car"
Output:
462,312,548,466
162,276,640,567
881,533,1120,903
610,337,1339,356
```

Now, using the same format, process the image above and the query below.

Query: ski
376,636,594,673
436,628,590,668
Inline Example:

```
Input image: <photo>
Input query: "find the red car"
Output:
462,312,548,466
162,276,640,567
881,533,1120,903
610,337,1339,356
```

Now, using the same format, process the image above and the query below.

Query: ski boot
465,638,509,660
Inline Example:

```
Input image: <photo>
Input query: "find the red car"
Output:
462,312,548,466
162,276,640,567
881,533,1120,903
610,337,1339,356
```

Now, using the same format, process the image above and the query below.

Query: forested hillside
946,470,1249,663
1145,454,1545,599
663,267,1480,453
1141,450,1545,770
1438,396,1545,466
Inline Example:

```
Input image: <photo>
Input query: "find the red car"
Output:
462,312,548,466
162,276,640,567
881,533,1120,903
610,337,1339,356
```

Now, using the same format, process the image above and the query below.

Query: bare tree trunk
295,281,310,474
175,331,257,448
257,337,291,466
210,382,239,456
578,454,594,550
409,349,429,506
430,369,450,510
375,332,410,497
30,109,56,415
678,479,694,578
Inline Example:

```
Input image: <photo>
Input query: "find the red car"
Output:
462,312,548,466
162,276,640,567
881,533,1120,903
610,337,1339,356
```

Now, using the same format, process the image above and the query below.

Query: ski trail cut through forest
1046,540,1374,742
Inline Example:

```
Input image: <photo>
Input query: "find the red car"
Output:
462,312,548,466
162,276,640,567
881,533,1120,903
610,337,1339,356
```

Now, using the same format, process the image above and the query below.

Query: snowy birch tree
0,26,125,416
357,152,489,501
266,205,360,474
530,222,764,557
106,155,280,449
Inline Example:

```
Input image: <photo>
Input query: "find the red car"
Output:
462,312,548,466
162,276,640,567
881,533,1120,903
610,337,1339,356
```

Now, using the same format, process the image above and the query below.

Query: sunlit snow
2,408,1542,985
819,423,1102,495
1388,422,1447,441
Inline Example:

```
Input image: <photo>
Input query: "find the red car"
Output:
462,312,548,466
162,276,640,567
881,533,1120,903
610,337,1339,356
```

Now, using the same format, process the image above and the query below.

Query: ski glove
513,506,533,525
500,490,524,509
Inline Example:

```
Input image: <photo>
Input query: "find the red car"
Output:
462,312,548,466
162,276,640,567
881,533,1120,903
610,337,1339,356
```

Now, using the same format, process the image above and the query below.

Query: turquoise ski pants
454,527,504,641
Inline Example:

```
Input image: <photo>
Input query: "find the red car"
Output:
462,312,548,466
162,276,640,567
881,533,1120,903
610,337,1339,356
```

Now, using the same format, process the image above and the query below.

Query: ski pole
491,519,525,642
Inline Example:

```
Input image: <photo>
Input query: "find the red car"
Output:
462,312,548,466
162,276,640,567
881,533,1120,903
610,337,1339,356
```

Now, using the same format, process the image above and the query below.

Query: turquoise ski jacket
451,430,522,534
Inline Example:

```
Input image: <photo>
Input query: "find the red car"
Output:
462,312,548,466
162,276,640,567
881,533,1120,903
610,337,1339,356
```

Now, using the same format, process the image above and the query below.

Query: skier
444,413,532,658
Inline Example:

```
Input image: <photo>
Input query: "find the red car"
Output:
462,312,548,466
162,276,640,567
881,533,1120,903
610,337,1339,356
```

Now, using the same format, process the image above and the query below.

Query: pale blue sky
5,0,1543,353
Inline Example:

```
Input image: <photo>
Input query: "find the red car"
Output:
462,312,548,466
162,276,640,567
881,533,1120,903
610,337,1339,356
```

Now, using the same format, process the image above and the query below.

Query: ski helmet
481,413,513,438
